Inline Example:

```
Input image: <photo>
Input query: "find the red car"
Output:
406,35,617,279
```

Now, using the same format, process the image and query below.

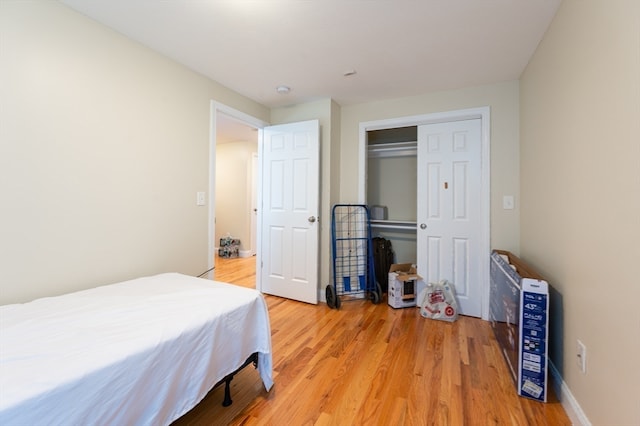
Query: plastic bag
419,280,459,322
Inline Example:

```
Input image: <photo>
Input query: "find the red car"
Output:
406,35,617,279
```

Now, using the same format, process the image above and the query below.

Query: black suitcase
372,237,395,293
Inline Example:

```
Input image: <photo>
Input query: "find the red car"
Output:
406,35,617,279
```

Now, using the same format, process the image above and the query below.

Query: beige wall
340,81,521,253
367,154,418,263
520,0,640,424
0,1,269,304
215,141,258,254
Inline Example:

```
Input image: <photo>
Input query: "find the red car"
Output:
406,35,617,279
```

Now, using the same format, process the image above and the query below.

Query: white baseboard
239,250,253,258
549,361,591,426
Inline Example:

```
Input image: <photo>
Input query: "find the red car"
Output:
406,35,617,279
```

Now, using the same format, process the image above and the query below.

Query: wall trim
239,250,253,258
549,361,591,426
209,101,268,287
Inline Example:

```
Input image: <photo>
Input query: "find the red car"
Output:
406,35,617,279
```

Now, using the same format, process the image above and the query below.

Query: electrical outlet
577,339,587,374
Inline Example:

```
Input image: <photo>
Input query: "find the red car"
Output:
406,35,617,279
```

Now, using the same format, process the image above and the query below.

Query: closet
363,112,487,318
366,126,418,264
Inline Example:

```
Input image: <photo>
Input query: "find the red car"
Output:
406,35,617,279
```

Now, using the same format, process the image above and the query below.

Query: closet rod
370,221,417,231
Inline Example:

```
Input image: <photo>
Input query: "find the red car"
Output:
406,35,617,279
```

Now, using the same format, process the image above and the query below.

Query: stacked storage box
218,236,240,258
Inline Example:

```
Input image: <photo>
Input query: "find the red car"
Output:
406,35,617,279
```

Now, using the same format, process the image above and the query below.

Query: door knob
420,223,427,229
308,216,316,223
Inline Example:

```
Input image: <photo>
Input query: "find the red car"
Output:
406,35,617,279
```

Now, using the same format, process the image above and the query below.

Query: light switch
503,195,514,210
196,192,206,206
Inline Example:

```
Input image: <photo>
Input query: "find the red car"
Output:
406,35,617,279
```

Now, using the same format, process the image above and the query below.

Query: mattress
0,273,273,426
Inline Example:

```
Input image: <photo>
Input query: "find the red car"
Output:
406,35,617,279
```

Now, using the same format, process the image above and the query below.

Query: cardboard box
490,250,549,402
388,263,423,308
220,237,241,247
219,235,240,258
369,205,388,220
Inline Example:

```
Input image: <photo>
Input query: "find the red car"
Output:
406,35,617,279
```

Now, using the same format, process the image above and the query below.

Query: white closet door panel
417,119,482,317
452,161,469,220
427,236,442,284
427,162,442,219
452,237,469,298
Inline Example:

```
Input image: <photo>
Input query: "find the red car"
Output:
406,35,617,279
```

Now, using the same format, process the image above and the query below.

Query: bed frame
214,352,259,407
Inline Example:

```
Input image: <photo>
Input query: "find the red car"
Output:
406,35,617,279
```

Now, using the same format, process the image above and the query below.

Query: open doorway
209,102,268,289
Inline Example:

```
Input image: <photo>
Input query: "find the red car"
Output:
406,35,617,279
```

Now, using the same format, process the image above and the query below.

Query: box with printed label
490,250,549,402
518,278,549,402
388,263,423,308
220,237,241,247
218,245,239,258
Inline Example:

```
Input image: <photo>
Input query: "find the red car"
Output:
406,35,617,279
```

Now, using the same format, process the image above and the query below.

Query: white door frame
357,106,491,320
249,152,258,256
209,101,269,288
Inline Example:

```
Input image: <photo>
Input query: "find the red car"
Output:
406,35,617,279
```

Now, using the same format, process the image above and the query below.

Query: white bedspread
0,273,273,426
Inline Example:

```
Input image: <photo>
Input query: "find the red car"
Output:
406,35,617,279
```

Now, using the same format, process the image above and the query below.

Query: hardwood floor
174,256,570,425
211,255,257,289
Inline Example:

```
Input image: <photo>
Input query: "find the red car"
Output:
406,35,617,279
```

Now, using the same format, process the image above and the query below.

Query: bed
0,273,273,425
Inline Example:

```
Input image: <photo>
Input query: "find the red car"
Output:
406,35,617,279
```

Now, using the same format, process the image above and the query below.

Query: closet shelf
370,220,417,231
367,141,417,158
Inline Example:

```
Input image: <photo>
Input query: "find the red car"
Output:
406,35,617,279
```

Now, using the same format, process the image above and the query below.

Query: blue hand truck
326,204,382,309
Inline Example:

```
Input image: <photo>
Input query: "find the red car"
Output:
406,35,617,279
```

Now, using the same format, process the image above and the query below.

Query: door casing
209,101,269,289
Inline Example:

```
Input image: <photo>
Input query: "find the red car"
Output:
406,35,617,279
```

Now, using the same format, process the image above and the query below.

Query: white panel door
417,119,482,317
260,120,319,304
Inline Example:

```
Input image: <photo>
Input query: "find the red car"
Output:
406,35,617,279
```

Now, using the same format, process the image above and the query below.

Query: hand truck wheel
326,285,340,309
369,282,382,305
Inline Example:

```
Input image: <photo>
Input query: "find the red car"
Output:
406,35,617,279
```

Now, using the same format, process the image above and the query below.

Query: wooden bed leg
222,377,233,407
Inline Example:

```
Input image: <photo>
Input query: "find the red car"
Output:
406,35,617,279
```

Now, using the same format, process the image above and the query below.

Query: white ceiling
58,0,561,110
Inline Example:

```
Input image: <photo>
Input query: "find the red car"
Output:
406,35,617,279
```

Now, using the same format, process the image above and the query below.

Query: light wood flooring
174,256,570,425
